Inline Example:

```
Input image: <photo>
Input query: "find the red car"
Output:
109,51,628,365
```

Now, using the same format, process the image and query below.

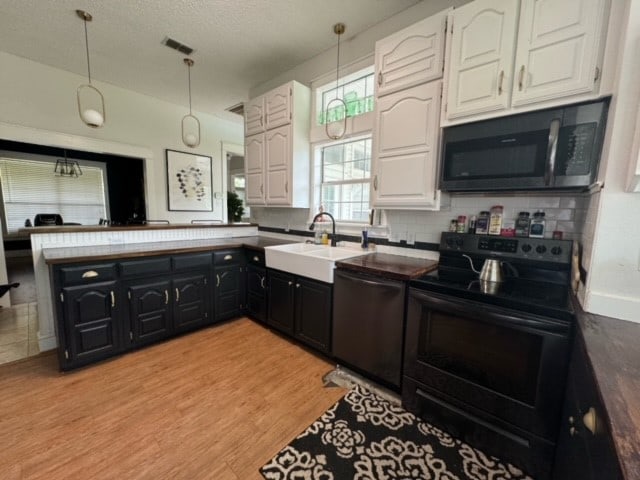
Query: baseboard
585,291,640,324
38,333,58,352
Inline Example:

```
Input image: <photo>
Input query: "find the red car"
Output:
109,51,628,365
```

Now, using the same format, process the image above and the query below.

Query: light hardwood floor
0,318,346,480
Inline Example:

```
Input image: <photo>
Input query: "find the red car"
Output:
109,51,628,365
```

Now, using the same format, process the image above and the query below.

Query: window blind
0,157,107,233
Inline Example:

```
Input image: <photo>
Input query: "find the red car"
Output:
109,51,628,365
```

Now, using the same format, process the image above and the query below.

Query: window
0,156,108,234
315,67,375,126
319,137,371,222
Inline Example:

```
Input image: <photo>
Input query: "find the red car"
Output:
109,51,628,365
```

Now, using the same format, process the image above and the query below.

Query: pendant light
325,23,347,140
54,150,83,178
182,58,201,148
76,10,106,128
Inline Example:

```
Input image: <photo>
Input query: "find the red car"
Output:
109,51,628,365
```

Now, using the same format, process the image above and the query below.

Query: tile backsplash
250,193,589,244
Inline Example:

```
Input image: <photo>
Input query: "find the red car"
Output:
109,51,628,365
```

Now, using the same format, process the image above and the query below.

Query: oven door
404,288,572,441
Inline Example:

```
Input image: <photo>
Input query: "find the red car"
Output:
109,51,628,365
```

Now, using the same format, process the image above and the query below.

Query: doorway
222,142,248,222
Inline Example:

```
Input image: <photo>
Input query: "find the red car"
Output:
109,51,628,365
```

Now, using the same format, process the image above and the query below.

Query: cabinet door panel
267,270,295,334
245,134,265,205
376,10,448,96
215,266,243,321
373,81,440,208
244,96,264,136
265,83,291,130
294,278,331,352
173,273,210,332
127,279,171,346
266,125,290,170
265,169,289,205
62,281,119,365
446,0,519,119
512,0,604,106
246,265,267,322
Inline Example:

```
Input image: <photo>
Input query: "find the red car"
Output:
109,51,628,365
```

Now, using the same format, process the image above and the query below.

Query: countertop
576,304,640,479
335,252,438,281
21,223,256,235
42,236,292,264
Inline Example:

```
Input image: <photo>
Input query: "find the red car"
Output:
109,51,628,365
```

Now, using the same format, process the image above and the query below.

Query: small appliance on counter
33,213,63,226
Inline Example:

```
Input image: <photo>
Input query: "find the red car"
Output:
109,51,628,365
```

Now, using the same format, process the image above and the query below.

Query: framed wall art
166,149,213,211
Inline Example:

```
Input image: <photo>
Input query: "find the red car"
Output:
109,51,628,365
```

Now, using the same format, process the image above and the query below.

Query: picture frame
166,149,213,211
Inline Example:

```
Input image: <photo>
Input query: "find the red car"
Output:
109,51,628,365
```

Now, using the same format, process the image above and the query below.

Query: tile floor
0,302,39,365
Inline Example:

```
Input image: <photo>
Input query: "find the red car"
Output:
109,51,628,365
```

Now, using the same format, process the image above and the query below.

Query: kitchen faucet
309,211,337,246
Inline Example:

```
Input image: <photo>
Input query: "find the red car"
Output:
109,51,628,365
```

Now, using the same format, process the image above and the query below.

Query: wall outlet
407,233,415,245
389,232,401,243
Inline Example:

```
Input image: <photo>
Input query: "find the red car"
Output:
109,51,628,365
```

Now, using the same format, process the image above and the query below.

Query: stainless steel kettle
462,255,517,283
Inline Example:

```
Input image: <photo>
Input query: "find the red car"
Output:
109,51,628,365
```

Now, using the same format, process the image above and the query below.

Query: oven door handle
410,288,570,334
544,118,561,186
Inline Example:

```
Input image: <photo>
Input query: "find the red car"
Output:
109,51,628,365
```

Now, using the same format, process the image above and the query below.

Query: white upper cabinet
372,81,442,208
244,96,265,136
375,10,448,97
244,81,310,208
511,0,608,107
265,83,292,130
445,0,519,120
444,0,609,124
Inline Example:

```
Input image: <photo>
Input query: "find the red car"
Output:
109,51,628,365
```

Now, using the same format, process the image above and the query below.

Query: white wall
582,0,640,323
0,51,244,223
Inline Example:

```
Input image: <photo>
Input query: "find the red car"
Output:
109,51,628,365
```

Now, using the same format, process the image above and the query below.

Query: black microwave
440,98,610,192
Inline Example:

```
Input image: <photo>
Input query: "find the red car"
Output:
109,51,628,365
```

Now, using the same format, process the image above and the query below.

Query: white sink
265,243,369,283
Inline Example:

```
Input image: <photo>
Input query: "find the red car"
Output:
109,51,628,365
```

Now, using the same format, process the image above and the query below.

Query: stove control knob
551,246,562,255
522,244,532,253
536,245,547,254
455,238,464,248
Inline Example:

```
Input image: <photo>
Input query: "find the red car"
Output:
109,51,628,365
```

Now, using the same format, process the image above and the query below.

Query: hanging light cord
83,17,92,84
187,62,193,115
334,29,341,100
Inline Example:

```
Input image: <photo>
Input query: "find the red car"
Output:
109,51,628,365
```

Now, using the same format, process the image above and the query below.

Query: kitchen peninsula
23,223,263,352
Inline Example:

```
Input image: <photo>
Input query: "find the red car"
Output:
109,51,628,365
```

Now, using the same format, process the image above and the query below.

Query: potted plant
227,191,245,222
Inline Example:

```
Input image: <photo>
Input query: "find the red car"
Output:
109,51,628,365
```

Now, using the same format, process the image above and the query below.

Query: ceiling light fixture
182,58,201,148
326,23,347,140
76,10,106,128
54,150,83,178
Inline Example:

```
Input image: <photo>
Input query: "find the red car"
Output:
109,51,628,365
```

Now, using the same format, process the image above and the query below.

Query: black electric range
410,232,575,321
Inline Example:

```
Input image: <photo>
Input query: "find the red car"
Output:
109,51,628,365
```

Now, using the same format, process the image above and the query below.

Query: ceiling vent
161,36,194,55
226,103,245,116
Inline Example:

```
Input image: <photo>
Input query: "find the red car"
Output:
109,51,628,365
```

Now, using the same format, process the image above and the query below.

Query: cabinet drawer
172,253,212,271
59,263,117,286
119,257,171,278
213,250,242,265
245,250,265,266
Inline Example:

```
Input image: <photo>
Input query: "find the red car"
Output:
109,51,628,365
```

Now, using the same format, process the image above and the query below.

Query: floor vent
161,36,194,55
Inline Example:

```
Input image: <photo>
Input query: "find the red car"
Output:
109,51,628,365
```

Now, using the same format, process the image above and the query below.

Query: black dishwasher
332,269,406,389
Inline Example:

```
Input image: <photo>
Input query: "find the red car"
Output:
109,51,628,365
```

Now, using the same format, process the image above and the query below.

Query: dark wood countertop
335,252,438,281
20,223,256,235
576,302,640,479
42,236,293,264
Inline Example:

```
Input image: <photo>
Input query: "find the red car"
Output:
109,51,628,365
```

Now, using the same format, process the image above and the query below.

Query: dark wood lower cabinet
551,332,623,480
173,272,211,332
214,265,244,321
126,279,172,346
59,280,121,368
246,264,267,322
267,269,332,353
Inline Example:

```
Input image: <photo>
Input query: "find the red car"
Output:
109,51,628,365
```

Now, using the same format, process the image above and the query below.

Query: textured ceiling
0,0,422,123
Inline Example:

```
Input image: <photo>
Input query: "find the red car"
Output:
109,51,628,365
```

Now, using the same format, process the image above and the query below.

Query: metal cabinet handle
518,65,525,91
498,70,504,95
216,274,220,287
260,184,264,195
82,270,99,279
378,71,383,86
544,118,561,186
110,291,115,307
285,181,288,193
288,281,293,286
164,289,169,305
260,115,263,127
253,255,259,262
373,175,378,191
175,288,180,302
224,254,233,261
260,276,265,289
583,407,597,435
295,283,300,288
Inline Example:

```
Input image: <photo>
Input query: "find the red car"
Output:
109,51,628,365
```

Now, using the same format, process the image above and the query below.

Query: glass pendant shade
182,58,201,148
54,150,83,177
76,10,106,128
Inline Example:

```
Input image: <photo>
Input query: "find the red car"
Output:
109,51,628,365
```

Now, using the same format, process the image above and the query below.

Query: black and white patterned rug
260,385,534,480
